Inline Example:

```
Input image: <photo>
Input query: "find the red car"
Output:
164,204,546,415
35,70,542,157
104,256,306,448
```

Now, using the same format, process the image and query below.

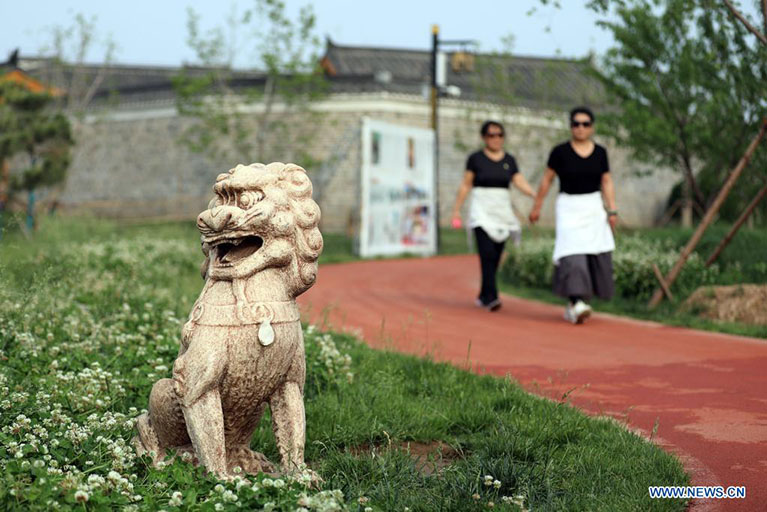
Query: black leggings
474,227,506,304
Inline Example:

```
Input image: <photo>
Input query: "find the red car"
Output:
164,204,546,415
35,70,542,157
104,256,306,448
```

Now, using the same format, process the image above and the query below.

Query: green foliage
173,0,328,165
501,233,722,300
0,218,688,510
593,0,767,221
635,224,767,283
0,82,74,193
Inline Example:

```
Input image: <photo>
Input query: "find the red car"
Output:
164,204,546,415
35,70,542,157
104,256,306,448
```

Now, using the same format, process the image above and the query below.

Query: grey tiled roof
10,40,604,110
17,56,267,107
322,39,605,110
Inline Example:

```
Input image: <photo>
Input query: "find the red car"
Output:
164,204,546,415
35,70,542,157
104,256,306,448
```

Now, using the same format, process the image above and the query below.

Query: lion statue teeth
133,162,323,480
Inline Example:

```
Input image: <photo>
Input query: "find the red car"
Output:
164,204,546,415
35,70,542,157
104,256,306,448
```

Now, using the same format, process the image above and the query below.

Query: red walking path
298,255,767,511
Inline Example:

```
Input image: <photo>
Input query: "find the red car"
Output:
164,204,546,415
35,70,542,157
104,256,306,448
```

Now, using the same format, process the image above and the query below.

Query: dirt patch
349,440,463,475
681,284,767,325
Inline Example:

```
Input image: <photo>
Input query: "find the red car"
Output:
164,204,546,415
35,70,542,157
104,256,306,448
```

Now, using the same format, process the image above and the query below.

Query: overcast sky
2,0,618,68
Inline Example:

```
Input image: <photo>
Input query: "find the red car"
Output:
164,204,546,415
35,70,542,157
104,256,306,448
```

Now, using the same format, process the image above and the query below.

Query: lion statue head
196,162,323,296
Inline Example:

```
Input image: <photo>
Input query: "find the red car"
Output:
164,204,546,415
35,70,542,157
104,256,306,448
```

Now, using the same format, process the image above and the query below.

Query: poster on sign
359,118,436,257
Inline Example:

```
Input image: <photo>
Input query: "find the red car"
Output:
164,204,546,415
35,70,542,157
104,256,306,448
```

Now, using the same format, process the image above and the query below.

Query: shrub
501,234,720,300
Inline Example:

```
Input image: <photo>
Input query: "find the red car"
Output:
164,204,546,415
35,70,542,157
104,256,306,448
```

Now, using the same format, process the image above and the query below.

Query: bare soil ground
348,441,463,475
682,284,767,326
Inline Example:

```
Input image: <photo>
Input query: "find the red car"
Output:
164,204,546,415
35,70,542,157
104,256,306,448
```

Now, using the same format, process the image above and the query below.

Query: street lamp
430,25,475,254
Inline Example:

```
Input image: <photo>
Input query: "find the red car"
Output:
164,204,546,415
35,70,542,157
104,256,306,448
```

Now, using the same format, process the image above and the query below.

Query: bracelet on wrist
607,209,618,217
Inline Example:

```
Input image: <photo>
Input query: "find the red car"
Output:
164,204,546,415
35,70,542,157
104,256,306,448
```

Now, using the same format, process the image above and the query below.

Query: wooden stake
648,118,767,309
705,184,767,267
652,264,675,301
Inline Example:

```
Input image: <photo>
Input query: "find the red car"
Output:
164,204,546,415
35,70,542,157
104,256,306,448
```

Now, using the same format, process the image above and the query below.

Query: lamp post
430,25,475,254
430,25,440,254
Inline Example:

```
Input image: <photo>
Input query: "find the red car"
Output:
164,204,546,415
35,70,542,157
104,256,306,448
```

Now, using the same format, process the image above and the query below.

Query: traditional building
10,41,673,232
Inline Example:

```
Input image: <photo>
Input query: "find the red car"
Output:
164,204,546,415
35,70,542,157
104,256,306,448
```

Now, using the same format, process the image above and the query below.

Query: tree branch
763,0,767,35
722,0,767,45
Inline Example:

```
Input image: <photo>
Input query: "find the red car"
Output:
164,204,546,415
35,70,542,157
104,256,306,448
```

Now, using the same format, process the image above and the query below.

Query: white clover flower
272,478,285,489
74,490,89,502
87,474,105,487
214,484,225,494
493,479,501,489
168,491,183,507
222,490,237,502
214,504,224,512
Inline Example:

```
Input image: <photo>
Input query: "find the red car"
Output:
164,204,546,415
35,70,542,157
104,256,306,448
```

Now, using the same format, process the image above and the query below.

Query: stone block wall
58,93,675,233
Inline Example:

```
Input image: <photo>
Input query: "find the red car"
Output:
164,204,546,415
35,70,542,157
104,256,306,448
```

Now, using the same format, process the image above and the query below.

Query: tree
592,0,767,225
173,0,328,167
37,13,118,114
0,82,74,235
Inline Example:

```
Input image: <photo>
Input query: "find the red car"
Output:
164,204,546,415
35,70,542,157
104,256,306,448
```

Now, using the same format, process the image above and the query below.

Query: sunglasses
485,132,505,138
571,121,593,128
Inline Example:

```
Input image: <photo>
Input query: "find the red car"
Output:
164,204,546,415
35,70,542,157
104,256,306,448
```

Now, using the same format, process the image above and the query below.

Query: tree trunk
254,76,276,161
0,158,9,206
0,159,6,242
648,118,767,308
26,190,36,231
681,179,693,227
706,184,767,266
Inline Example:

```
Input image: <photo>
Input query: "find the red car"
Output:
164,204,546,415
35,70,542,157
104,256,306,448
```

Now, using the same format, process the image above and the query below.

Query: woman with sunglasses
451,120,535,311
529,107,617,324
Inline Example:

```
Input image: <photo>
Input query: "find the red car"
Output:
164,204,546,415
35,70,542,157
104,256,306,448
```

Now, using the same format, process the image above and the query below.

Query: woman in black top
529,107,618,324
451,120,535,311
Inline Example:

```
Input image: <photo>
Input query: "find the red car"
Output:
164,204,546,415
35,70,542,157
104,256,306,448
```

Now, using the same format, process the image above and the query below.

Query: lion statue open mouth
133,162,323,479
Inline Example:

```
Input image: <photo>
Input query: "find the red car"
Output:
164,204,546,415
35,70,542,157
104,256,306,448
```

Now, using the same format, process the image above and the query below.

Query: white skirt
553,191,615,264
468,187,521,243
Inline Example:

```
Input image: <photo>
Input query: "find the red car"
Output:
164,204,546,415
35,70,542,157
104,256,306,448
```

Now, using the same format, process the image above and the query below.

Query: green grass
632,225,767,268
499,283,767,339
497,225,767,339
621,225,767,284
318,225,473,264
0,217,688,511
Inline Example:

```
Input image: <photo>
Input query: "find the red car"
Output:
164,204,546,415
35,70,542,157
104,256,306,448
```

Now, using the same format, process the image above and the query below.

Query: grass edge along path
498,282,767,340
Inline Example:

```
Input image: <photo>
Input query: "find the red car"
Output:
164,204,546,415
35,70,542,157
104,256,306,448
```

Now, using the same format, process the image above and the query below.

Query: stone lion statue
133,162,323,479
